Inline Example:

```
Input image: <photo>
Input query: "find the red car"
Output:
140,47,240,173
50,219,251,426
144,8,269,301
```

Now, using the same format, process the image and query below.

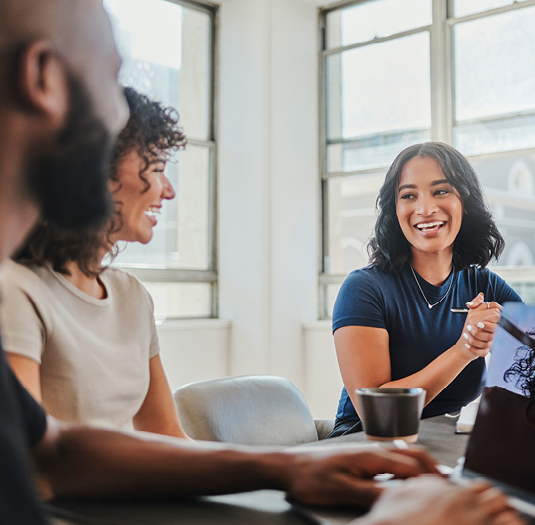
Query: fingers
467,312,502,332
466,293,503,312
493,510,528,525
476,486,510,515
464,327,493,344
461,306,502,357
467,292,485,309
475,486,527,525
356,449,439,479
334,476,383,508
388,448,441,475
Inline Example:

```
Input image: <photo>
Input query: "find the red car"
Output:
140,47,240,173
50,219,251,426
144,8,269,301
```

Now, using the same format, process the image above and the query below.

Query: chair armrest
314,418,335,440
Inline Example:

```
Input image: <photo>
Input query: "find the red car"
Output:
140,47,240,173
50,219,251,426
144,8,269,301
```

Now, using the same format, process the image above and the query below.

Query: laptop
457,301,535,518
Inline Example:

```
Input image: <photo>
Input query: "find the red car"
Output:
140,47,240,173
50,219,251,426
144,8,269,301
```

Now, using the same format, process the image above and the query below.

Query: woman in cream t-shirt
0,87,189,438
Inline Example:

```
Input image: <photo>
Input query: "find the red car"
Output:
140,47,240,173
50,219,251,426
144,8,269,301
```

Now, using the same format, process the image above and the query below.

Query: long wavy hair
368,142,504,272
15,87,187,277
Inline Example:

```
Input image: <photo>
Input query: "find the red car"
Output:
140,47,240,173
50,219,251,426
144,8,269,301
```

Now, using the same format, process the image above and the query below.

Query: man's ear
17,41,69,128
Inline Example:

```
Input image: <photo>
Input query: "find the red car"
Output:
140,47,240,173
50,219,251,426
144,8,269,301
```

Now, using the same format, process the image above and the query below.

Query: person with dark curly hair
328,142,522,438
0,86,190,438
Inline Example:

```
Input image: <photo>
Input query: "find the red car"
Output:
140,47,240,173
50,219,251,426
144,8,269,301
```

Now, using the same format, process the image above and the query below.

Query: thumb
467,292,484,309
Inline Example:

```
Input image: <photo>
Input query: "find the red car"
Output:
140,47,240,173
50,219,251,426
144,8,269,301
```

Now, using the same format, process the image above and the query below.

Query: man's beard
26,71,115,230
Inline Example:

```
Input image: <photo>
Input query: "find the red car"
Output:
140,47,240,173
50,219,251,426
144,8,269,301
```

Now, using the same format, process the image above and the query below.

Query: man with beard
0,1,525,525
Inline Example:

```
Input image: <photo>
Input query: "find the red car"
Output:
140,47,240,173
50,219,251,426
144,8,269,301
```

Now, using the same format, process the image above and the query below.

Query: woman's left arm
133,355,191,439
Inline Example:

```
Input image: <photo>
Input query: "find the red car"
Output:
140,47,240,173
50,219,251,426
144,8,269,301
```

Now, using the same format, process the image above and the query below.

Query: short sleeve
332,269,387,333
145,287,160,359
0,282,45,365
486,270,523,305
149,322,160,359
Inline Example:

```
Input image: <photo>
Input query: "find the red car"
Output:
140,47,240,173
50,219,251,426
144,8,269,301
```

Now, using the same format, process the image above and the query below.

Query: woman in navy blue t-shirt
328,142,521,438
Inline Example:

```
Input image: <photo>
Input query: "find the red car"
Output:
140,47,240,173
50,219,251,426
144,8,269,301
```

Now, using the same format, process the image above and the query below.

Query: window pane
326,0,432,49
326,32,431,171
176,145,211,270
326,173,384,275
104,0,211,140
114,145,211,270
325,283,342,319
454,116,535,157
326,130,430,172
145,282,212,318
473,154,535,268
453,7,535,155
453,0,527,18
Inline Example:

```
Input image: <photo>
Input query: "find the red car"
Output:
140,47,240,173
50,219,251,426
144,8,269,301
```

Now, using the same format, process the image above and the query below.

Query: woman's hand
457,293,502,361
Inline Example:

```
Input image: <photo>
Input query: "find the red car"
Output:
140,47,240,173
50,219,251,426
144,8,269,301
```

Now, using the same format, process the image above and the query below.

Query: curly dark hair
15,87,187,277
368,142,505,272
503,332,535,398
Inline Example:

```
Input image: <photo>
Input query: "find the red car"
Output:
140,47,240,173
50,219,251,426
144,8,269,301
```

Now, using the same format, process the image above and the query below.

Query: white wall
218,0,322,382
160,0,343,418
158,319,231,390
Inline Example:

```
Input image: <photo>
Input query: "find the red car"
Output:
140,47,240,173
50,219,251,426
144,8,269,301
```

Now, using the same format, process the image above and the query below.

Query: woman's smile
414,220,447,234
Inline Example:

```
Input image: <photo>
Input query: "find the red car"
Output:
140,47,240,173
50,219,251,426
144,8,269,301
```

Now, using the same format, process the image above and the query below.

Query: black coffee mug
356,387,426,443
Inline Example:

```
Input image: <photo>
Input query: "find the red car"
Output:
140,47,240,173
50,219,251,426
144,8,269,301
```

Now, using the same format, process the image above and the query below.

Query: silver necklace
409,264,454,309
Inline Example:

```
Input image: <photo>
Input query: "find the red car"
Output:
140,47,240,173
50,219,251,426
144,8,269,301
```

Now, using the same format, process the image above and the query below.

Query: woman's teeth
416,221,445,231
144,207,160,219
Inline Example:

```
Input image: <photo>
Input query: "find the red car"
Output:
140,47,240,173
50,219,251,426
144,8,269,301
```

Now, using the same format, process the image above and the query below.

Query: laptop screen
463,302,535,500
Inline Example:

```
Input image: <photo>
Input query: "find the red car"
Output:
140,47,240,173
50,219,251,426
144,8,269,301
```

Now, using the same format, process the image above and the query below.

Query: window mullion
430,0,451,143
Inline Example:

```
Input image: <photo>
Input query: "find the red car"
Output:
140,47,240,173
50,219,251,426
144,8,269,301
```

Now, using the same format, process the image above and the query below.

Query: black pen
451,307,469,313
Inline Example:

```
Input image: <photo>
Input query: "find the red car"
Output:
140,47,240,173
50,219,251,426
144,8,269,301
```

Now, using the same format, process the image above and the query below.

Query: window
104,0,217,319
320,0,535,317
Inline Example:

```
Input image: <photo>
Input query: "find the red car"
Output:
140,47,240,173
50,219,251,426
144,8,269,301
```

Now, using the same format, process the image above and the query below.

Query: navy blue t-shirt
333,265,522,422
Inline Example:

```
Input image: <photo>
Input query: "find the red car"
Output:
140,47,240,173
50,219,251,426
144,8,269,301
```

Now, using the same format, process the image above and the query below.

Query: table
303,413,469,468
49,415,469,525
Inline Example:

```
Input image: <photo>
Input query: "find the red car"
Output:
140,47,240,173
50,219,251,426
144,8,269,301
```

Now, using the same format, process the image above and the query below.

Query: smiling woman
0,87,190,439
327,142,522,438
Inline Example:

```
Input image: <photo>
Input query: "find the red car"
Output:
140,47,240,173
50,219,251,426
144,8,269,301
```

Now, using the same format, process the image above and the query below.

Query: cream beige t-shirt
0,260,160,431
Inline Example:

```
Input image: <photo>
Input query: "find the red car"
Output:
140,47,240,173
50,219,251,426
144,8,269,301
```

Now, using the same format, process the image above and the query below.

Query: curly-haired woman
328,142,522,438
0,87,190,438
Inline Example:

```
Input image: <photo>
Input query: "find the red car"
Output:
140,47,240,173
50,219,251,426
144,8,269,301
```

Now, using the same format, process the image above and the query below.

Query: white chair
173,375,334,446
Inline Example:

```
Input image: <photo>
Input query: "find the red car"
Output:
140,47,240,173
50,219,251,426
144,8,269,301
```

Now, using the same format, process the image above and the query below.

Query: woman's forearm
374,342,474,405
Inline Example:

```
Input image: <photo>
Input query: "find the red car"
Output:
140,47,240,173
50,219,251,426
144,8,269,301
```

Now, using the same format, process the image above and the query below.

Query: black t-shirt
0,342,48,524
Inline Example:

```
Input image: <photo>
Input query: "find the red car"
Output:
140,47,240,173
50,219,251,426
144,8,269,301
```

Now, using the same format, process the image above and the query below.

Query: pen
451,307,469,313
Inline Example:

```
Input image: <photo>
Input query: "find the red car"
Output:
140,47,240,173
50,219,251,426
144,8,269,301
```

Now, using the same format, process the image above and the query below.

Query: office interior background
105,0,535,417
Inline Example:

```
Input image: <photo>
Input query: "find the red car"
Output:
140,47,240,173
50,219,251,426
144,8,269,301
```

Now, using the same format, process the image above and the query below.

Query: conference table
49,415,469,525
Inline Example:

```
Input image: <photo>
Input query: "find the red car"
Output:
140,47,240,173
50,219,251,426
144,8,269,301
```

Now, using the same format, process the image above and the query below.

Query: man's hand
355,476,525,525
281,446,439,508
